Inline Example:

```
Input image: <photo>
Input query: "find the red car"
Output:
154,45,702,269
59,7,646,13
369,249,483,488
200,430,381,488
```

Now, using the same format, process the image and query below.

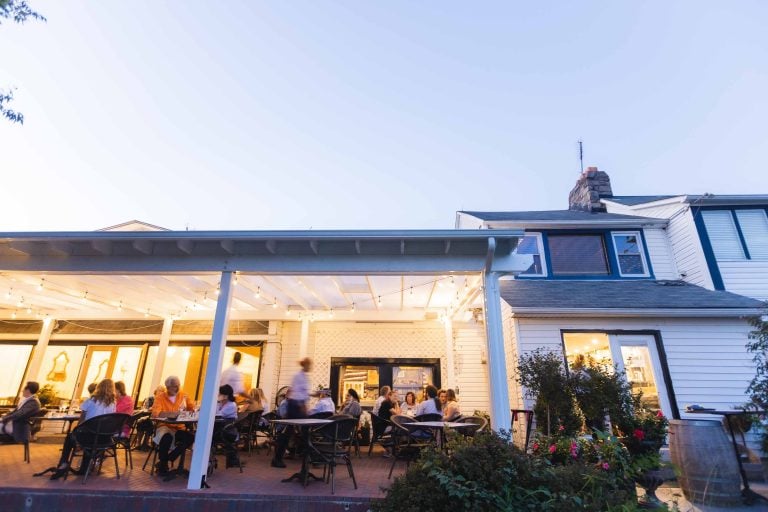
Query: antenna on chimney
577,139,584,173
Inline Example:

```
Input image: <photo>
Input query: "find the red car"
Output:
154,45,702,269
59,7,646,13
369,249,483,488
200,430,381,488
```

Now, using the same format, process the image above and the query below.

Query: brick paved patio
0,438,393,511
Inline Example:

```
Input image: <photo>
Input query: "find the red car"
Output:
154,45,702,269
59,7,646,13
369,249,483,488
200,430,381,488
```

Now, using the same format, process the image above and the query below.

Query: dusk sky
2,1,767,231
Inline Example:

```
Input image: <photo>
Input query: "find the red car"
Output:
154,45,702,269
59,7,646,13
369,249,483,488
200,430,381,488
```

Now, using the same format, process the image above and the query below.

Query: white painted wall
642,226,679,280
274,320,490,415
514,316,755,416
717,261,768,301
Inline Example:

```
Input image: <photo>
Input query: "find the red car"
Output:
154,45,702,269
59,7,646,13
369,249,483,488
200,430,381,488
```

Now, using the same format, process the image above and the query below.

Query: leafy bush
374,429,642,512
570,356,635,434
517,349,582,436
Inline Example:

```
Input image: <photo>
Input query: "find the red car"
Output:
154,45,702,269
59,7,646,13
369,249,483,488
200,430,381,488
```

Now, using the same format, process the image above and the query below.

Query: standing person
340,389,362,417
0,381,41,441
114,381,134,437
400,392,418,416
220,351,246,398
372,386,391,415
271,357,312,468
415,385,442,416
151,376,196,476
442,389,461,421
49,379,117,480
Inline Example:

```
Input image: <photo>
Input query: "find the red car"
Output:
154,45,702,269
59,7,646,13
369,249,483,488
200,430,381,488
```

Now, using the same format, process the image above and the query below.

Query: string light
192,300,199,310
449,276,455,287
82,291,89,304
5,288,11,299
377,295,382,305
285,309,292,316
16,297,24,308
117,300,123,312
215,283,220,296
255,286,261,298
464,278,469,290
26,306,32,314
409,286,413,295
233,273,239,286
11,310,17,319
329,308,334,318
144,309,150,318
351,302,356,313
37,278,45,291
272,298,278,309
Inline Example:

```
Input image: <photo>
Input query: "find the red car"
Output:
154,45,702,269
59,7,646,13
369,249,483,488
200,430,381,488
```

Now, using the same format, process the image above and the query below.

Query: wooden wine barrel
668,419,741,506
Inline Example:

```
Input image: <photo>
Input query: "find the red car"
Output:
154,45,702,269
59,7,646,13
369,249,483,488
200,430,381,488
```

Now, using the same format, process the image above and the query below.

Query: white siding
607,202,714,289
515,316,755,416
275,320,490,414
501,301,524,409
718,261,768,300
642,227,678,280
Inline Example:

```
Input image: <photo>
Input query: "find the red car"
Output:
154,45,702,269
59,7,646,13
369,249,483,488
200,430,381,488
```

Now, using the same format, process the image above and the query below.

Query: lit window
548,235,609,275
611,232,649,276
516,234,545,276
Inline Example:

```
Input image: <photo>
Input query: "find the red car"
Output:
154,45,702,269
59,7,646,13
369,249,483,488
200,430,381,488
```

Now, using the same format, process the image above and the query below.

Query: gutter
507,307,761,318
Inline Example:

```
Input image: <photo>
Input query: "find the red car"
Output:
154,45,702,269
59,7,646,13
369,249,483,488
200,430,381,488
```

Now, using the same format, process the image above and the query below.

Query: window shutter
735,210,768,259
701,211,745,260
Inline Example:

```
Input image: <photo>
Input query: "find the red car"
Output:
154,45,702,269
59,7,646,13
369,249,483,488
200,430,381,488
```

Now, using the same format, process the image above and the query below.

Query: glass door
74,345,145,400
610,335,671,416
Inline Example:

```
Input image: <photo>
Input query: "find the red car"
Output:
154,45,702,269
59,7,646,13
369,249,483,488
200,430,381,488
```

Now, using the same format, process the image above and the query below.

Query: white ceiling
0,272,484,321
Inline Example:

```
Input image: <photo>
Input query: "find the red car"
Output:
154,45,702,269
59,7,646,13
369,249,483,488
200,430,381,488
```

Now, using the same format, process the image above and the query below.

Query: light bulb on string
272,298,278,309
285,309,292,316
377,295,382,305
5,288,11,299
192,300,198,310
351,302,356,313
449,276,455,287
329,308,334,318
255,286,261,298
117,300,123,312
82,291,88,304
409,286,413,296
11,310,17,319
26,306,32,314
215,283,220,296
37,278,45,291
144,309,150,318
233,273,239,286
17,296,24,308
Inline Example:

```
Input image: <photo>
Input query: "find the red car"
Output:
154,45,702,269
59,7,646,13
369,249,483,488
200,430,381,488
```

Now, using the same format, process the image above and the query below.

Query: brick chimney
568,167,613,212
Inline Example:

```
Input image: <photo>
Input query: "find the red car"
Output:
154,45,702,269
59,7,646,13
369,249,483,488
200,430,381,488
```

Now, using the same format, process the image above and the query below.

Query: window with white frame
516,233,546,276
611,232,649,276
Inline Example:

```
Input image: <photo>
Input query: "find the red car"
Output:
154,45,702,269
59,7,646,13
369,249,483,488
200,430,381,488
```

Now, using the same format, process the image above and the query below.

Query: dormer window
548,235,609,276
517,234,546,276
611,232,649,277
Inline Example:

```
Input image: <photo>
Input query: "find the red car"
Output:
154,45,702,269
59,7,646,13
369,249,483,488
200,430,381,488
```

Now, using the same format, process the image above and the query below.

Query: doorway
74,345,145,399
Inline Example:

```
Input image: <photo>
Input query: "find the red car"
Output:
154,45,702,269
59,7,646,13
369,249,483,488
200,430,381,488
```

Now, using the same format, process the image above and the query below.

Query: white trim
508,308,760,318
516,232,547,277
611,231,650,277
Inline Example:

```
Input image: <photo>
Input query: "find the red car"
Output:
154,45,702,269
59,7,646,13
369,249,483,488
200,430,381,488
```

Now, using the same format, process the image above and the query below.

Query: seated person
214,384,240,468
50,378,117,479
372,386,390,415
415,385,442,417
442,389,461,421
114,381,134,438
400,392,418,416
0,381,41,442
340,389,362,417
308,388,335,416
150,375,195,476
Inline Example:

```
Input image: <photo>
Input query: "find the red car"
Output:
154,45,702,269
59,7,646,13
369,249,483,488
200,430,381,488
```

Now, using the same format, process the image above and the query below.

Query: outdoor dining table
40,413,81,435
403,421,475,450
271,418,333,487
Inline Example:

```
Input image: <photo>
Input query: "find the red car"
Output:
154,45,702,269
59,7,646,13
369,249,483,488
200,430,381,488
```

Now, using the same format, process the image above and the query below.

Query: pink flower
558,425,565,432
633,428,645,441
548,444,556,454
532,442,540,451
602,462,610,470
570,442,578,458
656,410,664,418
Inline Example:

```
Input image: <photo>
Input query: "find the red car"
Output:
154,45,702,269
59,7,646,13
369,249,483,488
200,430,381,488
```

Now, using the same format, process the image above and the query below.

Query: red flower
656,410,664,418
532,442,540,451
633,428,645,441
548,444,556,454
558,425,565,432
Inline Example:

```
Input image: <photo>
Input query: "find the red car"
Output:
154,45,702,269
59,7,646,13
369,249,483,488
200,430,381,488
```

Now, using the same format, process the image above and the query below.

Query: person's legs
156,432,174,474
167,429,194,463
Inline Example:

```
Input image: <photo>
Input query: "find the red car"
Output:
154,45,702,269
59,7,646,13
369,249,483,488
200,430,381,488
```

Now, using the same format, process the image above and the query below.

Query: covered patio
0,228,525,491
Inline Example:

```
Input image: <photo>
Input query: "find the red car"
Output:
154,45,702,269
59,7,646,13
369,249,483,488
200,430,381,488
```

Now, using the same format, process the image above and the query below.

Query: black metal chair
311,416,358,494
23,409,48,463
308,411,334,419
114,410,149,469
388,415,434,478
256,411,278,455
67,413,130,484
235,410,262,457
455,415,488,437
367,412,393,457
415,413,443,422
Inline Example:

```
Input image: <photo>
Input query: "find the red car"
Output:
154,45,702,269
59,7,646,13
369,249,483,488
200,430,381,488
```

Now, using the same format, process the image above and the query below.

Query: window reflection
0,344,33,405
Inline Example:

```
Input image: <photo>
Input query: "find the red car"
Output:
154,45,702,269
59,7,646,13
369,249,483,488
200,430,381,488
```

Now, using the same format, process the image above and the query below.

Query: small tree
746,308,768,449
517,348,581,436
570,355,635,435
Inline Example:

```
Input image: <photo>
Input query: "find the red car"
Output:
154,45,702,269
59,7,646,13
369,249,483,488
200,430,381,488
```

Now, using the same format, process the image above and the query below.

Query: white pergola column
187,271,234,490
298,317,309,359
24,317,55,384
443,319,455,389
483,271,511,433
149,318,173,392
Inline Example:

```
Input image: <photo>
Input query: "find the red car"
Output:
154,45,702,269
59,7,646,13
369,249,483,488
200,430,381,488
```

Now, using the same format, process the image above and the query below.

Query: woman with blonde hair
242,387,269,414
49,379,117,479
442,389,461,421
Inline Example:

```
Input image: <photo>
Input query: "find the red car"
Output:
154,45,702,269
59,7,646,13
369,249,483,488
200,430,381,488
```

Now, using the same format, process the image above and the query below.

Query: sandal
49,465,70,481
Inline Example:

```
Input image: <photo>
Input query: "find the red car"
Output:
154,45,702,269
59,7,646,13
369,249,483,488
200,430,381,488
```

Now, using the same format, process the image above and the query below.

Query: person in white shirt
220,352,246,398
272,357,312,468
309,388,335,415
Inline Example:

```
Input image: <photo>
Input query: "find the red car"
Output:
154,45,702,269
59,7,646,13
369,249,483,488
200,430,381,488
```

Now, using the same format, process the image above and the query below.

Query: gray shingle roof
603,196,678,206
460,210,660,222
500,279,764,310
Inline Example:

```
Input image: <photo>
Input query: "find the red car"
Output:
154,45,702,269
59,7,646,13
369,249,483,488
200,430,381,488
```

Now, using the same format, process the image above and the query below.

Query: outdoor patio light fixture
37,278,45,291
4,288,11,299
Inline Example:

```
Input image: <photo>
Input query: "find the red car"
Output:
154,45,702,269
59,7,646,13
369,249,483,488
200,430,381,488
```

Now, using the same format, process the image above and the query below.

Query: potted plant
37,384,57,408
